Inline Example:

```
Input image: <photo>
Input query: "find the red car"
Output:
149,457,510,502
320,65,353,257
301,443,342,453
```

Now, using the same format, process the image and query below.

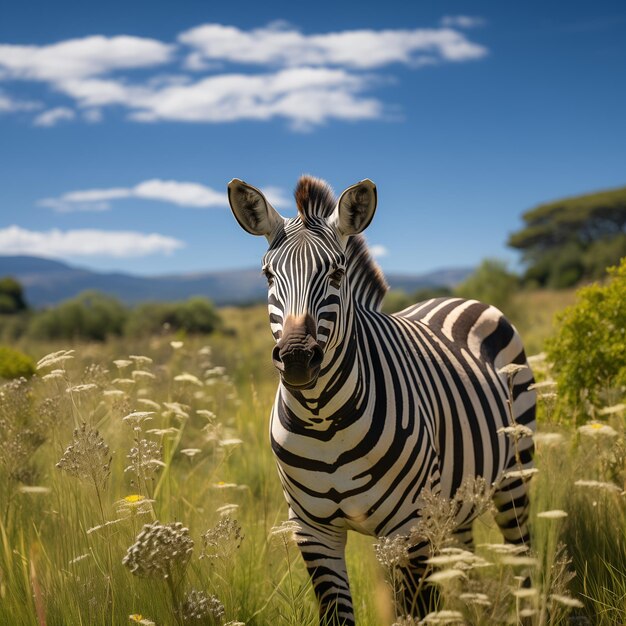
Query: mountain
0,256,472,308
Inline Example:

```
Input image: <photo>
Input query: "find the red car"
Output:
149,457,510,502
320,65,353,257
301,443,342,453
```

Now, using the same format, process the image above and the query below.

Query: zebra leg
493,475,531,546
292,517,353,626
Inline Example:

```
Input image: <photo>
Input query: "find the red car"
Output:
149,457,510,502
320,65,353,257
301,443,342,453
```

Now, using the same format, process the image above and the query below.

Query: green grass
0,304,624,625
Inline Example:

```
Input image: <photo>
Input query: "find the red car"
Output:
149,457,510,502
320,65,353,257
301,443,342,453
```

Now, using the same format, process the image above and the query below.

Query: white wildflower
598,403,626,416
137,399,161,410
113,378,136,387
478,543,527,555
42,370,65,381
18,486,51,494
180,448,202,458
574,479,621,493
113,359,133,369
537,510,568,519
36,349,75,370
66,384,98,393
132,370,156,381
216,504,239,516
146,427,179,437
122,411,154,426
174,373,203,386
578,422,618,438
421,610,464,624
197,409,217,421
129,355,153,366
498,424,534,439
503,468,538,480
220,438,243,447
498,363,528,378
170,341,184,349
550,594,584,608
460,592,491,606
426,569,466,583
103,389,125,398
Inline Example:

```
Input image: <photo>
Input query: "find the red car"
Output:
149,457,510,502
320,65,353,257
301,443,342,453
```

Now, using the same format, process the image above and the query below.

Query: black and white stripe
229,176,536,625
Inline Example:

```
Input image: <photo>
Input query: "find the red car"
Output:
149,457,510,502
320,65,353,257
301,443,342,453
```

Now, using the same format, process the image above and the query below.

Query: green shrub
28,291,127,341
546,258,626,414
454,259,519,316
0,277,28,314
125,297,221,337
0,346,35,379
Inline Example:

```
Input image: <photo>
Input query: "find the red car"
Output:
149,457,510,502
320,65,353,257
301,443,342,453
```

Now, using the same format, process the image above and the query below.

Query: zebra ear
332,179,377,236
228,179,283,240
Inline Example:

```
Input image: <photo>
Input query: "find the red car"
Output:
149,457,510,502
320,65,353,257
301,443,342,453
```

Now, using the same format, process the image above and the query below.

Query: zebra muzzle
272,315,324,388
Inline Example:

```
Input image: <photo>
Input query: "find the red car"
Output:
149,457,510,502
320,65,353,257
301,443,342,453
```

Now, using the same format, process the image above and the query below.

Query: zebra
228,175,536,625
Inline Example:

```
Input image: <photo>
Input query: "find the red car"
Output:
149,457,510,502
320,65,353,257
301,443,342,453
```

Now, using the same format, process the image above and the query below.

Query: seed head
201,515,244,560
125,439,164,479
56,423,111,490
123,521,194,579
182,589,225,622
374,534,410,570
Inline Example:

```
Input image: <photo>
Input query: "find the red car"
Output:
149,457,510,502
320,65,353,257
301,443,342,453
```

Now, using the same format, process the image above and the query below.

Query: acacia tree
508,186,626,287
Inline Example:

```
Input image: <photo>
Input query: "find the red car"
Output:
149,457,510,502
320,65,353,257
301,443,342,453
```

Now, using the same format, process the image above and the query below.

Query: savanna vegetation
0,183,624,625
0,257,624,625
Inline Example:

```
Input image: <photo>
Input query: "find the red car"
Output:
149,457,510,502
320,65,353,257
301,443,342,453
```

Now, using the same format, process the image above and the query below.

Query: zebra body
228,175,535,625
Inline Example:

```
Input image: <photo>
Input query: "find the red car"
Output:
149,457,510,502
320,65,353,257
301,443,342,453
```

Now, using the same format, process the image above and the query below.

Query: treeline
0,283,221,342
508,184,626,288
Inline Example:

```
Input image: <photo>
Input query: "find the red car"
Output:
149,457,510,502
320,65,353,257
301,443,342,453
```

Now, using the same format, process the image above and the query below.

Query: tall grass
0,309,623,625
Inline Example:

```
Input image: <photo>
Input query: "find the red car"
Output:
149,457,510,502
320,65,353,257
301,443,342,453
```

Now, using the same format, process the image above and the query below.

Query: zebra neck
279,319,369,428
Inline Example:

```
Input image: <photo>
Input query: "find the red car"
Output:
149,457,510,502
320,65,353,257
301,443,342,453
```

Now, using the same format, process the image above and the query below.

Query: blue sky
1,0,625,276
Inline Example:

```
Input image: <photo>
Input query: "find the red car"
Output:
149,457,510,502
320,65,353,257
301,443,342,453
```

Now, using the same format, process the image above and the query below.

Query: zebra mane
294,175,388,312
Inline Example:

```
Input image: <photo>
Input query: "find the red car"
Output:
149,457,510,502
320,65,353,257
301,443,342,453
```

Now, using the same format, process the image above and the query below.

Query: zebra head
228,175,377,389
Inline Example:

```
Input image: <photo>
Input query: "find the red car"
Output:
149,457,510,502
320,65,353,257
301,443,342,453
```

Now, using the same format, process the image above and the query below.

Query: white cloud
369,244,389,258
0,225,184,258
133,179,225,207
40,178,292,212
0,35,173,82
440,16,486,29
178,23,487,68
0,22,487,129
39,179,228,212
33,106,75,126
51,67,381,128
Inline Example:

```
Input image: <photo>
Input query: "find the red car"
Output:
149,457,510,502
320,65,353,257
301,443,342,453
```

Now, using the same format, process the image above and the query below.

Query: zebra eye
262,267,275,286
328,267,345,287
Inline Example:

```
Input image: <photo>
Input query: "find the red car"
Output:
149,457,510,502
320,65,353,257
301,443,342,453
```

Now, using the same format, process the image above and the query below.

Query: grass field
0,299,624,626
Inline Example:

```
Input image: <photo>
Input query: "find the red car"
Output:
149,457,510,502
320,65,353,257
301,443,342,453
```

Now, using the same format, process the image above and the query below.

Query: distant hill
0,256,472,308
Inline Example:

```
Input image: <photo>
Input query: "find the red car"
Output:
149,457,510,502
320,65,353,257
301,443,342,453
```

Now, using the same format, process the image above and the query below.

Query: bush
0,346,35,379
546,258,626,413
125,297,221,337
29,291,127,341
454,259,519,316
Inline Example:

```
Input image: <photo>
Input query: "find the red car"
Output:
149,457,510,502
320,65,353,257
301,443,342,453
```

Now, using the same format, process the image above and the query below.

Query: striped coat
228,175,535,625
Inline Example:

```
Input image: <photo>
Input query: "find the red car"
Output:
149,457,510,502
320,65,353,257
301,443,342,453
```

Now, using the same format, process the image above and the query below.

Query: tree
0,277,28,314
508,185,626,287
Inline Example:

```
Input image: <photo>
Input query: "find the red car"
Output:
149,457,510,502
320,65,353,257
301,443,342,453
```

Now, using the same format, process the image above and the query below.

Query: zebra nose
272,342,324,379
